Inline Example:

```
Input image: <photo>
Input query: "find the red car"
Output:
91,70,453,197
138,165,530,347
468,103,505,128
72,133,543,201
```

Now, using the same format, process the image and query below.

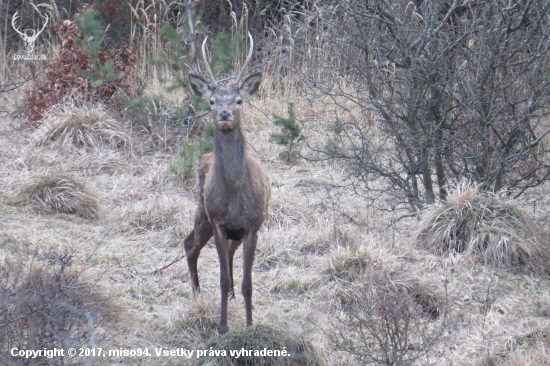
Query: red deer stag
184,33,270,334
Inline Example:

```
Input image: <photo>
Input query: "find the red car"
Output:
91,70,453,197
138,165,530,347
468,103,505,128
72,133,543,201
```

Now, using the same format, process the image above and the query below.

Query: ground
1,98,549,365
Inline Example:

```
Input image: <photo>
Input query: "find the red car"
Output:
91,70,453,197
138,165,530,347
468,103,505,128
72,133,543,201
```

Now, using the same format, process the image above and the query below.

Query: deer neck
213,124,247,189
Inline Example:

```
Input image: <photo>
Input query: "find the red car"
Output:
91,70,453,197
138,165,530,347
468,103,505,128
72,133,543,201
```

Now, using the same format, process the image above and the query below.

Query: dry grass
501,328,550,365
33,104,131,150
1,52,550,365
509,343,550,366
416,181,549,273
127,198,182,234
323,246,372,282
12,174,100,219
169,295,221,345
0,92,548,365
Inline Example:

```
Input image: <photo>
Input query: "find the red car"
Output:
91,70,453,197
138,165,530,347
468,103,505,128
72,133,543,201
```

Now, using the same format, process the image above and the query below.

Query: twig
150,249,187,274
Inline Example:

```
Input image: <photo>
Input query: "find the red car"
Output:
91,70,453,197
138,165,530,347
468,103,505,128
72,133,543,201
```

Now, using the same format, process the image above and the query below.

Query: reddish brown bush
24,18,136,122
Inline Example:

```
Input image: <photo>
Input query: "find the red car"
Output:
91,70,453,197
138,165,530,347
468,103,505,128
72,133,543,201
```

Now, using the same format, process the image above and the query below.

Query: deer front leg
183,214,213,295
213,227,231,334
228,240,242,300
242,232,258,327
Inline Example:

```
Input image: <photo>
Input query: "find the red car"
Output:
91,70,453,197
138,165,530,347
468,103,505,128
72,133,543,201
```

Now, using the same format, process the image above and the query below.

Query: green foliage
331,120,343,135
151,24,191,72
170,125,214,181
203,122,215,138
209,33,245,76
123,95,162,127
190,93,211,112
73,8,106,56
323,120,343,156
270,103,303,162
73,9,116,86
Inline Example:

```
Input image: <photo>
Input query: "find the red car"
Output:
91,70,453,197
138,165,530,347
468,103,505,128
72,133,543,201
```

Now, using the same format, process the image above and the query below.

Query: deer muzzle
216,110,236,130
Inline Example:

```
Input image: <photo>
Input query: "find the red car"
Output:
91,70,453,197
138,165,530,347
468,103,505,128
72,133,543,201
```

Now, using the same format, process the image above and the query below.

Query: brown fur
183,71,269,334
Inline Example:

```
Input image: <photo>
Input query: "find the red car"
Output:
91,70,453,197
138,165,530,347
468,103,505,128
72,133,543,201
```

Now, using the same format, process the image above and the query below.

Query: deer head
188,33,262,131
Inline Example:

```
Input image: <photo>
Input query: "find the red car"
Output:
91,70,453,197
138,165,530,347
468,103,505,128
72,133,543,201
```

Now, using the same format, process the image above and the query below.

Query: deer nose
219,110,231,121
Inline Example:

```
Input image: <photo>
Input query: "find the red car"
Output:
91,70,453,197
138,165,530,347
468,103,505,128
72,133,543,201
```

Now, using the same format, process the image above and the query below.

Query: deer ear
239,72,262,98
189,73,213,98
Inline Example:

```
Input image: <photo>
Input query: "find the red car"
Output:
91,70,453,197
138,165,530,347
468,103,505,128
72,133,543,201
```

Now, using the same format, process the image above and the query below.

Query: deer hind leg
228,240,243,299
213,226,231,334
242,231,258,327
183,213,213,296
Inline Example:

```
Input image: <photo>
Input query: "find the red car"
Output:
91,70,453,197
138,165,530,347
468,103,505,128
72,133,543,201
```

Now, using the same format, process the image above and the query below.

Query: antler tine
235,32,254,85
12,11,24,37
201,36,218,86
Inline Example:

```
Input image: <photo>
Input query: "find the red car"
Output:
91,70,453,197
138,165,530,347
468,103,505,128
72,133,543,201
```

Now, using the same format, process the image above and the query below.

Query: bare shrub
199,325,324,366
416,182,549,272
14,174,100,219
324,248,444,319
0,247,114,365
329,267,449,366
288,0,550,211
326,253,446,334
33,104,131,150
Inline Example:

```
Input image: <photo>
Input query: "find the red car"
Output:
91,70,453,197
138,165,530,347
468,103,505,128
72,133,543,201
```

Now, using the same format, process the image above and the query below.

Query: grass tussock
33,104,131,149
323,246,371,282
173,296,220,337
416,181,549,272
199,325,324,366
14,174,100,219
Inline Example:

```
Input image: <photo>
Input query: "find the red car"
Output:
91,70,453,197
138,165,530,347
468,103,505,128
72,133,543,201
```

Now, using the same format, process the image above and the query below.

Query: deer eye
236,99,243,105
209,99,215,105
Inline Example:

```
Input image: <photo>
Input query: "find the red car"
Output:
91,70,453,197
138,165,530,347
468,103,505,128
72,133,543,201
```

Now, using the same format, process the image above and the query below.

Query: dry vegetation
1,94,549,364
1,2,550,365
416,182,550,273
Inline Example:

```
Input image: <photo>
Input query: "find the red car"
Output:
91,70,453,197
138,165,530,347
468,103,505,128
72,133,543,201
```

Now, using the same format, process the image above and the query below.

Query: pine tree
270,103,303,162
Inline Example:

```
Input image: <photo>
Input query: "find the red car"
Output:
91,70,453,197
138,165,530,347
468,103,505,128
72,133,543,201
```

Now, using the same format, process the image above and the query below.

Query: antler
11,11,26,37
201,36,218,86
200,32,255,86
235,32,254,85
